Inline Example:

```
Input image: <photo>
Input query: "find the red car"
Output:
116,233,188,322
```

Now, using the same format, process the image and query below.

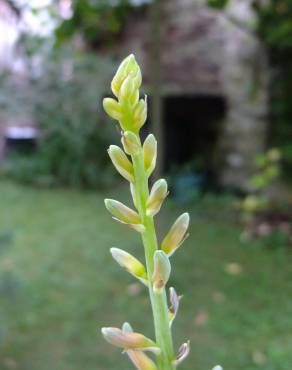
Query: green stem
132,149,175,370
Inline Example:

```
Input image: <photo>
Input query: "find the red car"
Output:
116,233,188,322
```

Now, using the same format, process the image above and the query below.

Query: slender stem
131,149,175,370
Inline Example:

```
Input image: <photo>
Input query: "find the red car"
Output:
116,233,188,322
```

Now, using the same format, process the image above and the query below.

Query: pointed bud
168,287,181,327
108,145,134,183
110,248,147,285
127,350,157,370
103,98,123,121
104,199,145,233
120,74,138,105
146,179,168,217
111,54,140,97
133,67,142,90
143,134,157,177
122,131,141,155
121,323,157,369
161,213,190,257
152,251,171,292
174,341,190,366
133,97,147,130
101,327,160,355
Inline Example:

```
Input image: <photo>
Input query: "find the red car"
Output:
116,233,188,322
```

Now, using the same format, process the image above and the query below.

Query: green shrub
2,51,118,189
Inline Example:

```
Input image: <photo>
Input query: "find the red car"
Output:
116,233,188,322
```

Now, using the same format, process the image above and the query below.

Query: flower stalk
100,54,221,370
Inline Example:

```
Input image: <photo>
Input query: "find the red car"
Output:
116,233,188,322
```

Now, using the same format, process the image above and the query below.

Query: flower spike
101,54,199,369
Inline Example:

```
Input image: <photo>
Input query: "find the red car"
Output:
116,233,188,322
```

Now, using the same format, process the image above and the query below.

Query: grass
0,180,292,370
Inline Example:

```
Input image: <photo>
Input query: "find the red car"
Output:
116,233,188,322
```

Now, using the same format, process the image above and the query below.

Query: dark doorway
162,95,226,187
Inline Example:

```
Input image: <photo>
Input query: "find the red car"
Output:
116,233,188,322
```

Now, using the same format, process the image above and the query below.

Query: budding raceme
104,55,147,133
108,145,134,182
161,213,190,257
101,327,160,354
110,248,147,285
143,134,157,177
152,251,171,293
104,199,145,233
146,179,168,217
122,131,141,156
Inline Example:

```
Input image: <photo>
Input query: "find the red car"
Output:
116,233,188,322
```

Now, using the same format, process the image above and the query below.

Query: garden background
1,1,292,369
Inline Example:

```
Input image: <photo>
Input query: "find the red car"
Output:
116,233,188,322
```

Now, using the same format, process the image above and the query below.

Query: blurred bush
2,50,118,189
236,148,292,247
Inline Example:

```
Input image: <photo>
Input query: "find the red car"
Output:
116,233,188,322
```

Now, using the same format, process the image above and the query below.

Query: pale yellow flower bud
120,74,139,105
161,213,190,257
108,145,134,183
101,327,160,355
143,134,157,177
152,251,171,293
103,98,122,121
127,350,157,370
133,97,147,130
104,199,145,233
122,131,141,156
146,179,168,217
110,248,147,285
111,54,141,97
122,323,158,370
174,341,190,366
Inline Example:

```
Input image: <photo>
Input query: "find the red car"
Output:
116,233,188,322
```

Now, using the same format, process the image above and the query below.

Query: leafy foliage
255,1,292,179
207,0,229,10
2,51,118,189
56,0,134,47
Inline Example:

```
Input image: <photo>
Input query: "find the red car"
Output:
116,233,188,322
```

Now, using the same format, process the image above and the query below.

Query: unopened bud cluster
100,54,222,370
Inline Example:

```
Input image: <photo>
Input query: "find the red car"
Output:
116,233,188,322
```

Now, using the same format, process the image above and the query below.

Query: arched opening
162,94,226,188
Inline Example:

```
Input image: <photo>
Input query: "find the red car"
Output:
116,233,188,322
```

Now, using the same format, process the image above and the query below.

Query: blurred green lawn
0,180,292,370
